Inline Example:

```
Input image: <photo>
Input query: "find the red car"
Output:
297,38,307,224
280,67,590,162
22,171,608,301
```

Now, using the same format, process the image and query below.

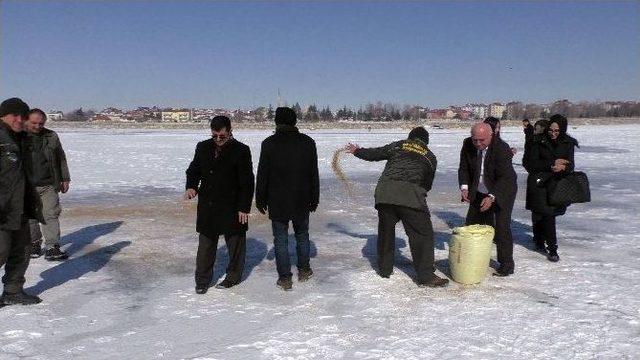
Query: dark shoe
195,286,208,294
44,245,68,261
215,278,239,289
276,277,293,291
493,266,514,277
419,275,449,288
298,268,313,282
547,252,560,262
0,291,42,306
30,246,43,258
534,242,547,253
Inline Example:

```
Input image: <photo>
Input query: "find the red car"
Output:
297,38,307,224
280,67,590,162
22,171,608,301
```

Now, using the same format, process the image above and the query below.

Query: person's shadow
210,237,269,285
60,221,124,257
27,241,131,295
327,222,416,279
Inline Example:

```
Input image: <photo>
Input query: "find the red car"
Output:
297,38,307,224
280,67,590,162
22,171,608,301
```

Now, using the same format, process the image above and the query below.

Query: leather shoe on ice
493,266,514,277
547,253,560,262
419,275,449,288
215,278,239,289
195,286,208,294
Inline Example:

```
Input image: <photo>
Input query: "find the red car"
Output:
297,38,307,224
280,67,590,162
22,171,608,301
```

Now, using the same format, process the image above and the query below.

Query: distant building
488,103,506,119
462,104,487,119
161,109,192,122
46,111,64,121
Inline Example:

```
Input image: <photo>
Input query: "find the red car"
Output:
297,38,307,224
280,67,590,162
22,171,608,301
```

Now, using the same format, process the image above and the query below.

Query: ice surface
1,125,638,359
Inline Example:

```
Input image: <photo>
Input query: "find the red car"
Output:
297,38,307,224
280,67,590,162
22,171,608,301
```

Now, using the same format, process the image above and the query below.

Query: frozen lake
1,125,639,359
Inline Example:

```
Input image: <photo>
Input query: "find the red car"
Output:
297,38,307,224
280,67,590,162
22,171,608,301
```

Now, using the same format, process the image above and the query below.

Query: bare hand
238,212,249,224
480,196,494,212
184,188,197,200
344,143,360,154
551,164,566,173
461,189,469,203
510,147,517,155
60,181,70,193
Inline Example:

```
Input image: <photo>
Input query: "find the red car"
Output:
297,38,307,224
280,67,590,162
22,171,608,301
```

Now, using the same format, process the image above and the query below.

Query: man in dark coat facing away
256,107,319,291
185,116,254,294
345,127,449,287
458,122,517,276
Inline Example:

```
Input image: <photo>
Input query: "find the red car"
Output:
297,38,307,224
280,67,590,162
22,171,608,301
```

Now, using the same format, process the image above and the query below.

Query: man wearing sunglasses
185,116,254,294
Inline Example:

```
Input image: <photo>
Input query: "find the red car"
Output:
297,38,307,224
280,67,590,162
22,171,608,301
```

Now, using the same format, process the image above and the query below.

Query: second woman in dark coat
522,114,578,262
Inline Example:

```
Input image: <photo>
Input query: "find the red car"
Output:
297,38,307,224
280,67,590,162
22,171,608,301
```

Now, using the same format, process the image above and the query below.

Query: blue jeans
271,216,311,279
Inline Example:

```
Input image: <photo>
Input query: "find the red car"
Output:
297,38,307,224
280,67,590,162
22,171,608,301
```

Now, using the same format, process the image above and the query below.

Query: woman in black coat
522,114,578,262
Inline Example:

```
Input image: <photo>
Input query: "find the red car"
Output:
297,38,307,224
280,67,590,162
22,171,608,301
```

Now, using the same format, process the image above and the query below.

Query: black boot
276,277,293,291
547,251,560,262
0,291,42,306
45,245,69,261
297,268,313,282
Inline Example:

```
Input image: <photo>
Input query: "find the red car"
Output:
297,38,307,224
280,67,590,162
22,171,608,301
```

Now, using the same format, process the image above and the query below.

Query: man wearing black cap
185,116,255,294
256,107,319,291
345,127,449,287
0,97,43,306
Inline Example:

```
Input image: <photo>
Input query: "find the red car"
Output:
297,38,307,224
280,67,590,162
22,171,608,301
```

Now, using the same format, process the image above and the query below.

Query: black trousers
195,232,246,287
377,204,435,284
532,212,557,253
466,192,515,270
0,220,32,294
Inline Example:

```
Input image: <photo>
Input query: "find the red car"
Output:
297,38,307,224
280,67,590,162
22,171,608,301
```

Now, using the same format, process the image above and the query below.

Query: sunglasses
212,134,229,140
548,129,560,133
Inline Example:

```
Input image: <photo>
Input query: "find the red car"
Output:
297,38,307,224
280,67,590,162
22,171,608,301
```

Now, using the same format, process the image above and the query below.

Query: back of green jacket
354,139,437,211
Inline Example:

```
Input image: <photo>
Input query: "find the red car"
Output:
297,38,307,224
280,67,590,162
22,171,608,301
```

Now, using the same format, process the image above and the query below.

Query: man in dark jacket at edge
256,107,319,291
458,122,517,277
185,116,255,294
24,109,71,260
0,98,43,306
345,127,449,287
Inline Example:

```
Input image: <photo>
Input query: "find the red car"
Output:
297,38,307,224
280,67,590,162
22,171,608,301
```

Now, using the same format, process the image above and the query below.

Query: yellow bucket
448,225,495,284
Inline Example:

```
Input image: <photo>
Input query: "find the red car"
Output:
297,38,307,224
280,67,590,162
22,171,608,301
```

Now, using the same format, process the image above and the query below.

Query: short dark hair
408,126,429,144
522,118,530,123
210,116,231,131
28,108,47,121
483,116,500,133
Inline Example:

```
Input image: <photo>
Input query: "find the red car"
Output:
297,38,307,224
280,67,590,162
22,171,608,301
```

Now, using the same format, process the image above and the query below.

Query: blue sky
1,1,638,111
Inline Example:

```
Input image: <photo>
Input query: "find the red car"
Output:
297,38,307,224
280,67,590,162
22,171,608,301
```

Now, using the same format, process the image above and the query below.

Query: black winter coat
522,134,577,216
255,125,319,222
0,123,42,230
186,138,254,237
458,137,518,210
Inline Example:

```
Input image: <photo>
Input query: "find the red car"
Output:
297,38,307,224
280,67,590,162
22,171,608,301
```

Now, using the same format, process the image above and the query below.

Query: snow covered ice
1,125,639,359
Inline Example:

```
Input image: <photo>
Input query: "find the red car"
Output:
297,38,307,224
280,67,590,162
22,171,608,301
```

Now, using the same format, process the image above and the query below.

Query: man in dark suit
185,116,254,293
256,107,319,291
458,122,517,276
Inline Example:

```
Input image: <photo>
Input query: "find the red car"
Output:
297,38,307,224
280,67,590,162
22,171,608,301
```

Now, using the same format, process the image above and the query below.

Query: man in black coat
185,116,254,293
256,107,319,291
346,127,449,287
0,98,42,306
458,122,517,276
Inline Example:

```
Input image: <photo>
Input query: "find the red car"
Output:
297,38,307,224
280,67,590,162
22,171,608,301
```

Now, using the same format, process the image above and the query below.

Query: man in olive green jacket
24,109,71,261
345,127,448,287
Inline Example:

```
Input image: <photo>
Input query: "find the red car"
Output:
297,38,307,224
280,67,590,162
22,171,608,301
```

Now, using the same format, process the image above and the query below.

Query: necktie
476,149,483,184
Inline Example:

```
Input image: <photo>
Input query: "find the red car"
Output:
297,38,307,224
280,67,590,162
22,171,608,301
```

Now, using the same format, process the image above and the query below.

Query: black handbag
547,171,591,207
